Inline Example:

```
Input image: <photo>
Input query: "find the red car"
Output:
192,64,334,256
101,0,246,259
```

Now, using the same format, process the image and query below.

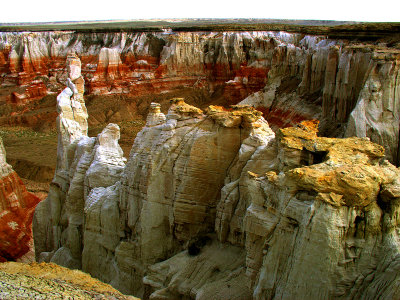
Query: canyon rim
0,20,399,299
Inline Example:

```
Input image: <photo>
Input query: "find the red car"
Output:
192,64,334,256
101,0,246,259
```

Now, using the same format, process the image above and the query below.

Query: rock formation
239,41,400,165
345,51,400,166
0,31,272,102
1,31,399,165
56,51,88,174
0,135,41,262
0,261,138,299
33,67,400,300
10,80,47,104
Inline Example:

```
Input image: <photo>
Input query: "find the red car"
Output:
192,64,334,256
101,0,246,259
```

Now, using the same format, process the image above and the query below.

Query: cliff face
239,41,400,165
0,136,41,262
0,31,272,102
33,56,400,298
1,31,399,165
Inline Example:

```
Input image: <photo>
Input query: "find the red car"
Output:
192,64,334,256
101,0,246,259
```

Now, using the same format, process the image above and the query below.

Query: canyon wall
0,135,40,262
33,55,400,298
0,31,272,102
1,30,399,165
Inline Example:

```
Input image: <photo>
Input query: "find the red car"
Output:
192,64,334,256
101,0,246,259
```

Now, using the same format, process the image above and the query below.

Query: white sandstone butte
34,55,400,299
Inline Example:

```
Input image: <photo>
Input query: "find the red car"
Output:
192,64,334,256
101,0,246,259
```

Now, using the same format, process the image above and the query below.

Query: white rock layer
34,92,400,299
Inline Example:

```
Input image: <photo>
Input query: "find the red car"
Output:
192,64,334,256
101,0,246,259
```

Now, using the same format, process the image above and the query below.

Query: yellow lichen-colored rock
316,192,345,207
169,98,203,116
279,120,319,149
247,171,259,178
205,105,241,127
205,104,263,128
278,121,392,207
265,171,279,184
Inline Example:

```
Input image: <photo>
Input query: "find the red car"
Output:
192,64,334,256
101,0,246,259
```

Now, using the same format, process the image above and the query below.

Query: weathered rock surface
9,80,47,104
234,121,400,299
0,261,138,299
34,84,400,299
345,50,400,166
239,42,400,165
55,52,88,175
143,238,252,300
0,31,273,103
0,135,41,262
1,31,398,165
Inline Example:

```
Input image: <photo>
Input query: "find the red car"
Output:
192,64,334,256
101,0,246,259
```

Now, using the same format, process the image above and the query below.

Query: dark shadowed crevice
300,149,328,166
187,235,212,256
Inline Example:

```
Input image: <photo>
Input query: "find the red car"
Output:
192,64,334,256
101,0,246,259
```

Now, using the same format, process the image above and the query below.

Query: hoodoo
33,52,400,298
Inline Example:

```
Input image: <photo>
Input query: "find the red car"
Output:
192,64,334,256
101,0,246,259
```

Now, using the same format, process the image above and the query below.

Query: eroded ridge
1,31,399,165
34,94,400,299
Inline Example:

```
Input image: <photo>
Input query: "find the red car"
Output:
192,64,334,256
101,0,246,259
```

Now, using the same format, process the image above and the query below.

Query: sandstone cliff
0,134,41,262
1,31,399,166
239,41,400,165
33,57,400,299
0,31,271,102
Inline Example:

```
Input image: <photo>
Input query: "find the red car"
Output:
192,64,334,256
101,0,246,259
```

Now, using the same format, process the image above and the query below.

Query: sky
1,0,399,23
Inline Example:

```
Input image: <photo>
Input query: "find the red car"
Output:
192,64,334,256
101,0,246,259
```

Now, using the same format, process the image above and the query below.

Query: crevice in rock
300,149,328,166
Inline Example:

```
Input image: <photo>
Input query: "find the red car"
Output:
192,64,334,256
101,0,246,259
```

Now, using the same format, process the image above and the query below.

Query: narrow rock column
34,52,89,265
56,52,88,175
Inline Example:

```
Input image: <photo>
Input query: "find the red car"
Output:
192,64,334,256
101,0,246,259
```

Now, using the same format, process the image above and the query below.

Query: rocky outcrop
345,50,400,166
142,118,400,300
9,80,47,104
34,78,400,299
225,120,400,299
90,47,127,94
55,51,88,174
0,261,138,299
0,136,41,262
2,31,398,165
0,31,272,102
239,42,400,165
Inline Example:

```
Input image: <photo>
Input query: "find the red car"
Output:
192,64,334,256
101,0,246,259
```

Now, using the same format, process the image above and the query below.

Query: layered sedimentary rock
218,120,400,299
1,31,399,165
239,42,400,165
9,80,47,104
56,51,88,174
34,75,400,300
0,136,41,262
0,31,272,102
345,50,400,167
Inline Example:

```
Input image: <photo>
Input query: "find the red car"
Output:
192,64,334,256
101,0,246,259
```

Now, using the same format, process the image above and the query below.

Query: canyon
0,30,399,166
30,52,399,299
0,22,399,299
0,32,400,164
